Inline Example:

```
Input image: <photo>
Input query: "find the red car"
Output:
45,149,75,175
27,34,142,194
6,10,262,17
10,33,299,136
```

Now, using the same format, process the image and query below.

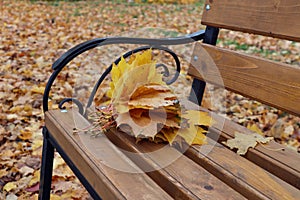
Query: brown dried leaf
117,111,163,138
18,130,33,141
18,166,34,177
222,132,273,155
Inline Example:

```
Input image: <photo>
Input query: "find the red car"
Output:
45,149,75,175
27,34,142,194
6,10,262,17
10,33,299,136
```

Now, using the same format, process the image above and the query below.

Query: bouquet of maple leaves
90,50,213,146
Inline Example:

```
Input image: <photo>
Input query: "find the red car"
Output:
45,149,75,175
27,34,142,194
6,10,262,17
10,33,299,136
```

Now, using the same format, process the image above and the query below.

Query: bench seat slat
105,111,300,199
45,107,300,199
106,129,245,200
183,99,300,190
183,142,300,200
45,110,173,200
211,117,300,190
188,43,300,116
201,0,300,42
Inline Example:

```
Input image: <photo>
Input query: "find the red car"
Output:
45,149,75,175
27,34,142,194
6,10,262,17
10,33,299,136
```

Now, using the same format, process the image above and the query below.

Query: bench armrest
43,30,205,114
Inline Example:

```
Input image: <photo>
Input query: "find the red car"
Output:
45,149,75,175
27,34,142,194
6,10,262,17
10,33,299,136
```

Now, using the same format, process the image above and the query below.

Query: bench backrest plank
187,1,300,191
201,0,300,42
189,43,300,116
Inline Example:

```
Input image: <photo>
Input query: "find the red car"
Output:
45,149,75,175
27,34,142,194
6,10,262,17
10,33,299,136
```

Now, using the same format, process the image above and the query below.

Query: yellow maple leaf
160,110,212,145
170,110,212,145
31,139,43,151
3,182,17,192
132,48,152,66
28,170,40,187
107,58,128,98
192,127,208,145
177,124,207,145
130,84,171,99
108,49,164,101
113,65,165,107
182,110,214,127
96,50,214,147
31,86,45,94
129,88,177,110
247,123,264,135
19,129,33,140
161,128,178,144
110,49,181,141
50,194,62,200
150,132,167,143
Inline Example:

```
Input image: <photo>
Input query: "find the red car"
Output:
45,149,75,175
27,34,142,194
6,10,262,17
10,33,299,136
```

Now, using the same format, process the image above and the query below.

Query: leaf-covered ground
0,0,299,199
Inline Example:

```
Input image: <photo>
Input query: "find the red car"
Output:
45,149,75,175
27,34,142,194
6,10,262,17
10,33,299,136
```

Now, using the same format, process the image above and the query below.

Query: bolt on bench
39,0,300,199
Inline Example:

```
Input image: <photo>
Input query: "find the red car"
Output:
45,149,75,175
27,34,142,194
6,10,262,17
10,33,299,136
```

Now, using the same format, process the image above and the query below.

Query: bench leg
38,127,55,200
189,78,206,105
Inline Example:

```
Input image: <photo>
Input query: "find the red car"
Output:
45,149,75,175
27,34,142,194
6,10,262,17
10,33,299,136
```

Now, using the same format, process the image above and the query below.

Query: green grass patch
218,39,250,51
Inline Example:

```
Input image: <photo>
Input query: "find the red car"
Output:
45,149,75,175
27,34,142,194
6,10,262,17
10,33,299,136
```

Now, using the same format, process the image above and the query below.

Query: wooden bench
39,0,300,199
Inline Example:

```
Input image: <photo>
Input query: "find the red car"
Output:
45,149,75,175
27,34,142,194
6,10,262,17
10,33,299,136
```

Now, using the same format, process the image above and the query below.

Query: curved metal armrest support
43,30,205,114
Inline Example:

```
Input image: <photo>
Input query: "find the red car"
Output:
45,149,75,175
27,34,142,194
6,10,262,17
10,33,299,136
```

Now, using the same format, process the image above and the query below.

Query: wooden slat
201,0,300,42
182,99,300,190
182,141,300,200
105,129,246,200
45,110,173,200
45,107,300,199
210,114,300,190
188,43,300,116
105,114,300,199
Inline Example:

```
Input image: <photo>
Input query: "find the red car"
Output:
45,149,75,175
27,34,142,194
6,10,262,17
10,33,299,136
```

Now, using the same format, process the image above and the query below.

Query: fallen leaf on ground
30,86,45,94
3,182,17,192
25,183,40,193
247,123,264,135
5,193,18,200
19,166,34,176
28,170,40,187
3,0,298,198
19,130,33,141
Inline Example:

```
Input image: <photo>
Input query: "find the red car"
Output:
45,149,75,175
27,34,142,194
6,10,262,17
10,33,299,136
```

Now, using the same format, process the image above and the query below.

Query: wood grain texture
45,107,300,199
182,99,300,190
201,0,300,42
182,141,300,200
45,110,172,200
210,114,300,190
188,43,300,116
105,129,245,200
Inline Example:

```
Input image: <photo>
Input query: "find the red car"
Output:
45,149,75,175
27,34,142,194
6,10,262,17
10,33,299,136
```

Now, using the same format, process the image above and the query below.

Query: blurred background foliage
33,0,197,4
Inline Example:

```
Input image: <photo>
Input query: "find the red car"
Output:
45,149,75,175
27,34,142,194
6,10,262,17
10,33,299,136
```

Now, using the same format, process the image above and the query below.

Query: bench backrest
201,0,300,42
189,0,300,116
